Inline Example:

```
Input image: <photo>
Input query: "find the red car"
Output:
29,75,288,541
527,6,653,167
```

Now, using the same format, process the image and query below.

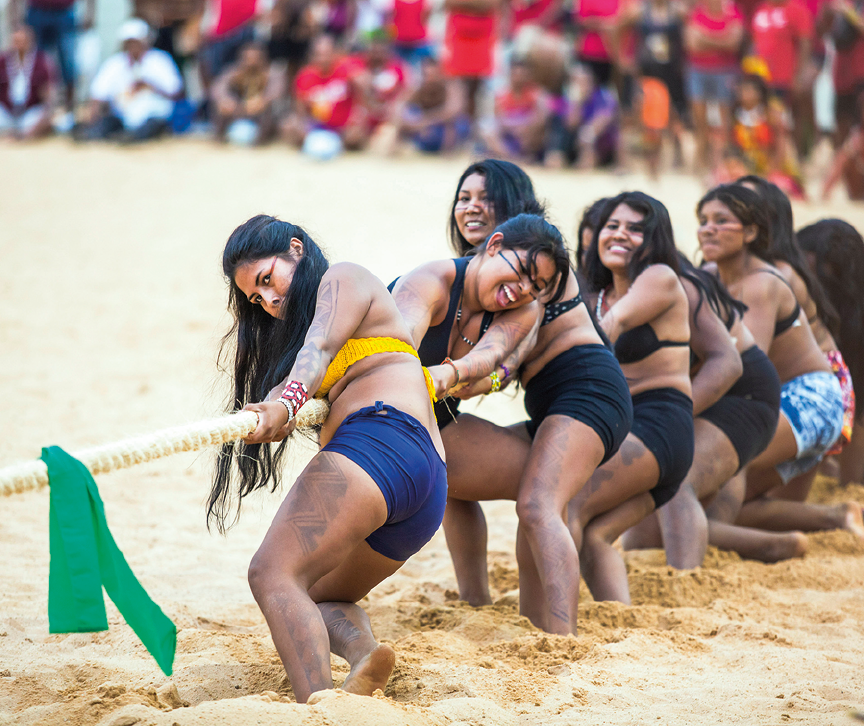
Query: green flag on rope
43,446,177,676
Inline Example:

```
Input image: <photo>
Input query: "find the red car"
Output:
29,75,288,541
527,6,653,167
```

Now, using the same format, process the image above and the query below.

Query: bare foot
341,644,395,697
760,532,808,563
841,502,864,540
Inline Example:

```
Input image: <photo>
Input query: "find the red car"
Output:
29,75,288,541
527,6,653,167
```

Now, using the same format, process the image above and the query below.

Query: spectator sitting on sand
0,24,55,140
74,18,183,142
391,55,468,153
356,31,409,135
282,34,369,150
480,57,549,163
211,40,284,145
548,64,619,169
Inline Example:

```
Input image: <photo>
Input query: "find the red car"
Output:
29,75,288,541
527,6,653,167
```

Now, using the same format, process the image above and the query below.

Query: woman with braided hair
211,214,447,703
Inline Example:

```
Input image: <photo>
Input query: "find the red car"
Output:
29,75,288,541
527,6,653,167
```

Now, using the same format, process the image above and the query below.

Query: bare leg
736,497,864,539
581,493,656,603
440,415,529,604
707,520,808,563
443,498,491,605
620,510,663,551
318,602,395,696
248,452,397,703
653,419,739,568
839,414,864,486
705,471,747,523
569,435,661,611
516,416,605,634
656,482,709,569
515,521,549,631
767,467,817,502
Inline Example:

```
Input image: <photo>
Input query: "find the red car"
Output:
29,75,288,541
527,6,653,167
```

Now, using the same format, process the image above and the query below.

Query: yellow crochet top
316,337,437,403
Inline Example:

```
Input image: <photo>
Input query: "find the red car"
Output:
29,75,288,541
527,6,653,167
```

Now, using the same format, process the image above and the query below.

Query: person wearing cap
74,17,183,141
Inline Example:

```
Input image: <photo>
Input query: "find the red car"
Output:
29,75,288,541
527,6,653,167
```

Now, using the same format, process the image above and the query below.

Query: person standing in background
442,0,501,124
10,0,95,113
133,0,205,78
750,0,817,156
198,0,258,103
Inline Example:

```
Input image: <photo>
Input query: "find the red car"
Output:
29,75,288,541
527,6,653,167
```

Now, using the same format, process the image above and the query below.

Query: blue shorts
201,24,255,78
26,5,76,86
686,68,736,104
776,371,844,483
322,401,447,561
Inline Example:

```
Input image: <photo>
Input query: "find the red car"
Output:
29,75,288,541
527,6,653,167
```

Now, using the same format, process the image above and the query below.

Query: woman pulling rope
212,214,447,703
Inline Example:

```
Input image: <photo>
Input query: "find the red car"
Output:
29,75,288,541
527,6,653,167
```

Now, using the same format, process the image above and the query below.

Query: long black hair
448,159,545,256
575,197,610,269
696,184,773,261
797,219,864,407
583,191,680,292
736,175,838,331
482,213,571,303
210,215,330,532
677,252,747,330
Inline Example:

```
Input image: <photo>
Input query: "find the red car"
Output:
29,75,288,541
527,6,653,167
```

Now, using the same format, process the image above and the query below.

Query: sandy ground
1,139,864,726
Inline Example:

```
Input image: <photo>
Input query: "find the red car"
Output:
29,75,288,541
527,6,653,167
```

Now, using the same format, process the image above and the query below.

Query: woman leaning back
403,159,633,635
210,215,448,702
571,191,693,604
621,255,808,566
736,175,852,504
695,185,864,542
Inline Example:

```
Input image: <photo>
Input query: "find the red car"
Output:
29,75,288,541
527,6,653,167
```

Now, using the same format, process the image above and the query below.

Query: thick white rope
0,399,330,497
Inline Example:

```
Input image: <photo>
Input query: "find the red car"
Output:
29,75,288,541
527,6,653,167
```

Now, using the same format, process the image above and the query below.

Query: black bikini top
542,292,584,326
597,287,689,365
614,324,689,364
751,268,802,337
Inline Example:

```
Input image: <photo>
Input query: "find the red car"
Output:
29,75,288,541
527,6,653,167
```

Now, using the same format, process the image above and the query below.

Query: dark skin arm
244,264,374,443
683,278,742,415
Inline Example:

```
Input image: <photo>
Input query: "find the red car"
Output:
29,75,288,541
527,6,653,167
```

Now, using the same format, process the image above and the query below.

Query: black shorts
524,344,633,464
435,397,460,431
698,345,781,471
630,387,694,508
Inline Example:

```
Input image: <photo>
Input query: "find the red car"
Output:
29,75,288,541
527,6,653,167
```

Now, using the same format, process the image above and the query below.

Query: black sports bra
751,268,802,337
542,292,584,326
597,287,689,364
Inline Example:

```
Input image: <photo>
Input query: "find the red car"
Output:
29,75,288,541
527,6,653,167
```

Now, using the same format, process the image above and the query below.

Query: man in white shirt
74,17,183,141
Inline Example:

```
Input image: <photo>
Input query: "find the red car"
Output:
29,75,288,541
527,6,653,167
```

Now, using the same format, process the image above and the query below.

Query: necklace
596,287,610,319
455,293,477,346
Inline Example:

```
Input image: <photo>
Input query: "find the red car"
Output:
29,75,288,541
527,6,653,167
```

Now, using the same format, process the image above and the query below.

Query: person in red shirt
575,0,620,86
481,56,549,160
282,33,369,149
685,0,744,170
751,0,818,157
751,0,814,97
389,0,434,70
356,32,409,131
198,0,258,98
442,0,501,121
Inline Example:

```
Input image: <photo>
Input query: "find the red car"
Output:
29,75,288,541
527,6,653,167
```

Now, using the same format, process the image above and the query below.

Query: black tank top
638,6,683,79
392,257,493,425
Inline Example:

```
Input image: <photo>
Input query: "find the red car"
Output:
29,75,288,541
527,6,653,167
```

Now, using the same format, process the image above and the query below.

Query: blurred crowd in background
4,0,864,199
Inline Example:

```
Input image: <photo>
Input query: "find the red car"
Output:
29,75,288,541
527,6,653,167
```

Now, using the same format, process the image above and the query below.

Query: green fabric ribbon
43,446,176,676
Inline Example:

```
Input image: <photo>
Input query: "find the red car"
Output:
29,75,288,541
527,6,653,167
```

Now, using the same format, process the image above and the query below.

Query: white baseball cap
118,18,151,43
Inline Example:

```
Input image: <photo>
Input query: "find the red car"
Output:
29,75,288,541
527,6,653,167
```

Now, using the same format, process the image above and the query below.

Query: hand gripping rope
0,399,330,497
